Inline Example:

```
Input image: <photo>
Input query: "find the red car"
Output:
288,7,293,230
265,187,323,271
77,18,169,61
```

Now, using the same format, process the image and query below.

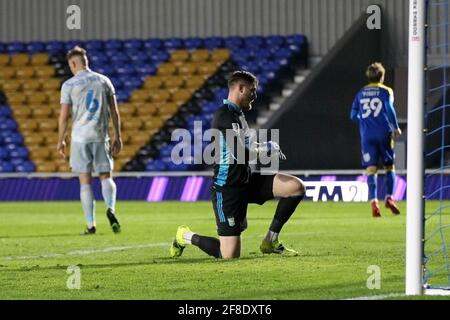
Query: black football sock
191,234,222,258
269,195,304,233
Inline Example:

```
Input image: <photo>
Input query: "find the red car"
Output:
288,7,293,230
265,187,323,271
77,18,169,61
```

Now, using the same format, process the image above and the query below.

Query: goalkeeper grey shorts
70,141,113,173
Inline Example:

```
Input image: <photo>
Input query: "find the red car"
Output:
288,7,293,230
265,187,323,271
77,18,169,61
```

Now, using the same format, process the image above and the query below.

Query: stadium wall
0,0,426,66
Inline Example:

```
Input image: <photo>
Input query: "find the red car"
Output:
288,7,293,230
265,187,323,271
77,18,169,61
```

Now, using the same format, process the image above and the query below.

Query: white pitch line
343,293,407,300
1,242,170,261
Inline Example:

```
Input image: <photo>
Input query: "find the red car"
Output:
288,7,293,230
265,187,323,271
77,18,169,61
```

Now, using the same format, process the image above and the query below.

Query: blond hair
366,62,385,83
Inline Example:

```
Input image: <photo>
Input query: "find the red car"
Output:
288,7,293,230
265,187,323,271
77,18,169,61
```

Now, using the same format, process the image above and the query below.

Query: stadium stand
0,35,307,172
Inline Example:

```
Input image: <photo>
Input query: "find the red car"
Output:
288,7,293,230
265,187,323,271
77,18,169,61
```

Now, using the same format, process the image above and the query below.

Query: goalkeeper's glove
256,141,286,160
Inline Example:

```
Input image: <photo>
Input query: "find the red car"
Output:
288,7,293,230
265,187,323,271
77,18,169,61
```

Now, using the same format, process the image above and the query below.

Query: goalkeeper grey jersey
60,69,115,143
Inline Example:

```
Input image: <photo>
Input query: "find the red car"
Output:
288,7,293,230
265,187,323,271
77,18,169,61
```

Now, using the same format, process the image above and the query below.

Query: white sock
101,178,117,212
80,184,96,228
264,230,279,243
183,231,194,245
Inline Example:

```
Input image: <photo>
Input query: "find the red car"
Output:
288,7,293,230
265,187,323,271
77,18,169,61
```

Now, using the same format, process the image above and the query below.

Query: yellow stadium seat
30,53,49,66
190,49,210,62
0,54,10,66
10,54,30,67
123,119,142,131
21,79,42,91
13,107,32,119
2,79,22,91
118,103,137,116
18,118,39,130
171,89,194,104
143,77,163,89
35,163,57,172
157,63,177,76
7,93,26,104
32,107,53,118
15,67,35,79
148,90,171,103
26,94,48,105
130,89,151,102
177,63,198,75
163,76,185,89
38,120,58,132
197,63,219,75
24,134,45,145
30,148,51,160
46,93,61,104
0,67,16,79
210,48,230,61
43,135,60,146
170,50,190,62
184,76,206,89
41,78,61,91
34,66,55,78
136,103,159,116
128,134,150,146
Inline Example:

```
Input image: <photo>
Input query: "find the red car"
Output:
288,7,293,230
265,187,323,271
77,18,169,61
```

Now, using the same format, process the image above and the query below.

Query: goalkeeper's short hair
228,70,258,88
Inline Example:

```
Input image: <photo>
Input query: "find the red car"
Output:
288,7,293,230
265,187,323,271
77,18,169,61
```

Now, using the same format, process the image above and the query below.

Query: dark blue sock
385,170,395,196
367,175,377,201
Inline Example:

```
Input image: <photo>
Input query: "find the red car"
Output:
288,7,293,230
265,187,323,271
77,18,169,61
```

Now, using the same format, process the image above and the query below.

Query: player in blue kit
350,62,402,218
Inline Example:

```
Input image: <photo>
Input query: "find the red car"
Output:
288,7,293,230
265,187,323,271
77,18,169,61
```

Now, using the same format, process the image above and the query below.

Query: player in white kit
57,46,122,234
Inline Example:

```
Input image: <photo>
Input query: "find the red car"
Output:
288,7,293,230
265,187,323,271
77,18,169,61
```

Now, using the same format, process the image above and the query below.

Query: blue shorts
361,133,395,168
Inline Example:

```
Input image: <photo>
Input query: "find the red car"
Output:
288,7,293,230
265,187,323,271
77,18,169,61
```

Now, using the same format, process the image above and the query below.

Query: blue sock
385,170,396,196
367,175,377,201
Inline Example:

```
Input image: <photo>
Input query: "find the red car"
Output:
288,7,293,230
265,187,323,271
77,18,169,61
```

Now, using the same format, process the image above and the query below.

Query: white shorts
70,141,113,173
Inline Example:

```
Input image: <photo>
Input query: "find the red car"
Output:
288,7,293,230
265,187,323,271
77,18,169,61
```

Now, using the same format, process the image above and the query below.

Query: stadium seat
190,49,210,62
0,66,16,79
204,37,224,50
170,50,190,62
0,54,10,66
26,42,46,54
184,37,204,49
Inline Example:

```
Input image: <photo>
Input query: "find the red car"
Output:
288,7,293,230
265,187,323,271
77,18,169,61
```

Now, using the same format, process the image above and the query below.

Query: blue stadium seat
9,146,29,159
122,78,142,90
272,47,293,59
110,52,130,64
143,39,163,50
46,41,65,54
204,37,224,50
0,148,8,160
0,119,17,131
150,51,170,63
135,64,157,76
64,40,85,51
105,40,123,50
123,39,143,51
115,90,130,103
224,36,243,49
89,53,109,64
6,42,26,53
85,40,104,51
26,41,46,53
184,37,204,49
0,162,14,173
265,35,285,47
128,51,150,63
15,161,35,173
243,36,265,48
0,42,5,53
164,38,183,50
3,132,24,145
109,77,124,90
95,65,115,76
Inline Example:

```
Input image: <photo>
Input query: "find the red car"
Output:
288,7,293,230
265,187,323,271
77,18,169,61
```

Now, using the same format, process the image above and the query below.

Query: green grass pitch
0,200,449,300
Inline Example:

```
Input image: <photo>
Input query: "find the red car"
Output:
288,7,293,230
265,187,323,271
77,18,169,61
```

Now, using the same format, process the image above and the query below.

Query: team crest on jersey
232,123,240,134
227,217,236,227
